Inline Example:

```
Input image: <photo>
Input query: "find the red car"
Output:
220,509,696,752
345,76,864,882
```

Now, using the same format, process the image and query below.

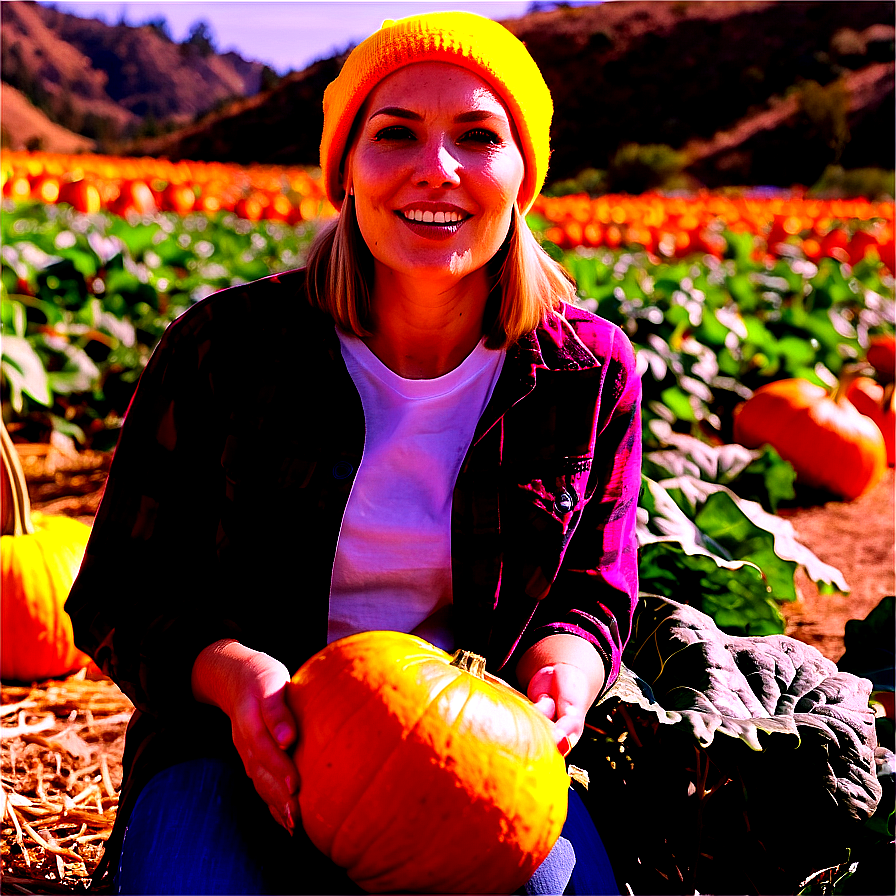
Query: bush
809,164,895,200
606,143,691,194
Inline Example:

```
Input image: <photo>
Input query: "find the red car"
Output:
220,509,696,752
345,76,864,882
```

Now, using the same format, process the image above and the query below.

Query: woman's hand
191,639,300,835
515,634,606,754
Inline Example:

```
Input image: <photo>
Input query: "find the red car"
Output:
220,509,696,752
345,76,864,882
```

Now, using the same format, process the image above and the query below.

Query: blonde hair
305,203,576,349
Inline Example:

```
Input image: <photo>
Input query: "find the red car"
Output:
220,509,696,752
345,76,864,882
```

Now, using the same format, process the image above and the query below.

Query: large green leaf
618,595,880,815
574,594,884,895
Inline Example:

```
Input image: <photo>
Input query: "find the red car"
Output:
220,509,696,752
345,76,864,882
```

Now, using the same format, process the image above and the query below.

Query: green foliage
542,167,608,198
637,470,847,636
810,165,896,201
565,244,895,445
606,143,691,194
574,594,883,895
0,201,316,446
794,77,851,162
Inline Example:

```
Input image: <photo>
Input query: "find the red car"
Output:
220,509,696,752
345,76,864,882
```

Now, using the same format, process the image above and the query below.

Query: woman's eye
460,128,502,146
373,125,415,141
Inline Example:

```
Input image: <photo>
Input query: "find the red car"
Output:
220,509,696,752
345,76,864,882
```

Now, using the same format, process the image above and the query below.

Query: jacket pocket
515,454,593,529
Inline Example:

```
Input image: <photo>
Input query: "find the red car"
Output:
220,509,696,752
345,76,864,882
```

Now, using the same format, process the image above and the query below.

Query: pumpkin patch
285,631,570,894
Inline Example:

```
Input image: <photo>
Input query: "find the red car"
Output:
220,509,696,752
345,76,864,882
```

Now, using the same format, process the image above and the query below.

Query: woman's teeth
402,209,465,224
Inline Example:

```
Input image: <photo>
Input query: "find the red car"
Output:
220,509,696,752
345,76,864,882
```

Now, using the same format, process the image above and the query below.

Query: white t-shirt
328,329,505,653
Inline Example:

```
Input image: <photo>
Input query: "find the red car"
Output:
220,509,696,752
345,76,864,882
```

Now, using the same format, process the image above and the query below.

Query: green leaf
611,594,882,822
1,335,51,408
644,423,796,511
661,476,849,596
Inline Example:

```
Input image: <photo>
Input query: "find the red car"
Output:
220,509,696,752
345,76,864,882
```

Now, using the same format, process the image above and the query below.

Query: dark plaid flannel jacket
65,268,641,869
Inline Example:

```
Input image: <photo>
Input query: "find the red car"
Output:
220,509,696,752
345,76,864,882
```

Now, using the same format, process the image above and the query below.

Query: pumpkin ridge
326,663,470,871
344,670,539,894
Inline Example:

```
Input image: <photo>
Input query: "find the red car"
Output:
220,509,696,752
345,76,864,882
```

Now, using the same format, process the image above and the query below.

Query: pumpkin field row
532,191,895,270
3,151,894,267
1,150,338,223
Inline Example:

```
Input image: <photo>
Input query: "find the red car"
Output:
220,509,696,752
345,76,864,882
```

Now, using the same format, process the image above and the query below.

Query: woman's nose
414,139,461,188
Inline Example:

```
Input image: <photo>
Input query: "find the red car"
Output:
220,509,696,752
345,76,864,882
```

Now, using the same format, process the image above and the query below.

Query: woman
66,11,641,895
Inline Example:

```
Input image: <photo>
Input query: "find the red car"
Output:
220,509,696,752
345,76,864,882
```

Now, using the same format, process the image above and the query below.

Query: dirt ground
778,468,895,662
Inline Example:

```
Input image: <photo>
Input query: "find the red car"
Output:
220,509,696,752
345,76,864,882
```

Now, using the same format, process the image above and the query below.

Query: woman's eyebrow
369,106,422,121
368,108,505,123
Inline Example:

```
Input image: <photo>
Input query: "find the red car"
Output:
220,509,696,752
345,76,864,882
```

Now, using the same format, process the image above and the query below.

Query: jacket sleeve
65,303,240,717
513,321,642,700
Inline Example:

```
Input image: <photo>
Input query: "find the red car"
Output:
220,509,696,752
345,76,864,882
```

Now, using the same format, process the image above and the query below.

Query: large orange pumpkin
286,631,570,894
732,378,887,500
1,423,93,682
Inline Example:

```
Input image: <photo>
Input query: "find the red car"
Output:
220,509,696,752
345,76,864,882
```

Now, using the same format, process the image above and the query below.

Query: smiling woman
65,10,642,896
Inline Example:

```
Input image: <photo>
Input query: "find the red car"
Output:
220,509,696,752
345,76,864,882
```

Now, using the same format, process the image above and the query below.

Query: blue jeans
116,758,618,895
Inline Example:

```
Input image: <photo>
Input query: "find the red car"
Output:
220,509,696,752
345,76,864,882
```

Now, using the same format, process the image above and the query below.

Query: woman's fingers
526,663,589,748
261,689,298,751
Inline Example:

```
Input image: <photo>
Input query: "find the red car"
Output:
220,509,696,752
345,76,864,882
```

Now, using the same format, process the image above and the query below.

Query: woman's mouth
399,208,470,225
395,207,472,240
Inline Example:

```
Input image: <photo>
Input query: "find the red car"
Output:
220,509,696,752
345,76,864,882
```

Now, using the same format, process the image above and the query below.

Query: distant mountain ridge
0,0,270,149
2,0,894,189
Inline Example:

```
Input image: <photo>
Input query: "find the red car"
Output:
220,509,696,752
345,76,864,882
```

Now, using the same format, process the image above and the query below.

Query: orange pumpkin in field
286,631,570,894
1,423,93,682
160,181,196,215
112,179,157,217
866,334,896,383
733,378,888,500
844,375,895,467
58,178,102,214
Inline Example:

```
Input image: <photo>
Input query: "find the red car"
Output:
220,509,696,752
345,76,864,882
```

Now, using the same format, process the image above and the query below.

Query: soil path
778,468,895,662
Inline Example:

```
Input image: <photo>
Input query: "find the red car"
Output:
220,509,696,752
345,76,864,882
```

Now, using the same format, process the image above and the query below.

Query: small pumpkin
1,422,93,682
865,334,896,384
732,377,887,501
286,631,570,894
844,375,895,467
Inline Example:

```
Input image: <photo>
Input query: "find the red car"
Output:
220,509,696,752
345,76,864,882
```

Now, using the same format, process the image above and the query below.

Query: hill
2,0,893,188
0,0,270,149
135,0,895,189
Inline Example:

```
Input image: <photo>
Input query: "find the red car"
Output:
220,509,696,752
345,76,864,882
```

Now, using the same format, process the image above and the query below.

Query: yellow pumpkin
1,423,93,682
286,631,570,894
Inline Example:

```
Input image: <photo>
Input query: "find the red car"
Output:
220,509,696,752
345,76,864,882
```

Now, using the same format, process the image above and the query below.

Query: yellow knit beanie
320,11,552,215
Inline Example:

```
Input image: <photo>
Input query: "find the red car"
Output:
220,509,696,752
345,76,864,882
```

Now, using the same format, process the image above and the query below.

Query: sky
33,0,572,74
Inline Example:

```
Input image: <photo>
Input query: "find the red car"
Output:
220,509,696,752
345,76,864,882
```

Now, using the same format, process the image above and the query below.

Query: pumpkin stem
1,419,35,537
450,649,488,678
831,362,868,405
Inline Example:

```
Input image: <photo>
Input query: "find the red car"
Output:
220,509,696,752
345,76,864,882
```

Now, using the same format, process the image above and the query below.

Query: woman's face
344,62,525,288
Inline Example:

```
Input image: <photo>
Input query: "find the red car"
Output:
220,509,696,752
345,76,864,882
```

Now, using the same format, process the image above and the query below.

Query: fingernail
284,805,295,837
558,733,579,757
274,724,292,747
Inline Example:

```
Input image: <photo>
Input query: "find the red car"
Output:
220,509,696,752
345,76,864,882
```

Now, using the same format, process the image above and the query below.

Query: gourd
732,377,887,501
285,631,570,894
866,334,896,382
843,375,895,467
1,422,93,682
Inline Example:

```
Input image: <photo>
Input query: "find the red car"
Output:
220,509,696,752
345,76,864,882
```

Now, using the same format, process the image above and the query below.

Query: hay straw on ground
1,669,133,893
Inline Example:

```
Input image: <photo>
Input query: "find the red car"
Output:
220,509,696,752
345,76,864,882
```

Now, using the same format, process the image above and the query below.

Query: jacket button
554,489,574,514
333,461,354,479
